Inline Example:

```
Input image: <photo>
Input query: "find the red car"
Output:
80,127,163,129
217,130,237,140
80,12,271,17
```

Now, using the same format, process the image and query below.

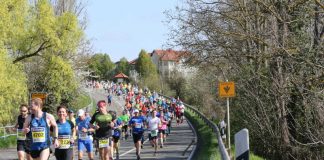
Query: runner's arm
23,115,31,134
48,113,59,147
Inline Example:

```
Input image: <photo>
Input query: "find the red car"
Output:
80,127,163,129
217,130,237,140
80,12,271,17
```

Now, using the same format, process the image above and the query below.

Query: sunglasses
21,110,28,112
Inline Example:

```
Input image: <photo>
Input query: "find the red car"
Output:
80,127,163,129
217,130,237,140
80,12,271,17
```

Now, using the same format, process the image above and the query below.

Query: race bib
135,123,142,129
99,139,109,148
151,130,158,137
79,132,88,140
17,129,26,140
31,127,45,143
58,135,70,149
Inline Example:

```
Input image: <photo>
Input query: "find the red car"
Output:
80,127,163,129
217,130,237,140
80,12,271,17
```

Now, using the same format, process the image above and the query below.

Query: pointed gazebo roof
114,72,129,79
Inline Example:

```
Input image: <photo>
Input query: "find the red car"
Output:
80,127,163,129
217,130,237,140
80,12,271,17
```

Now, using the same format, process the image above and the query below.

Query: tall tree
135,49,158,78
166,0,324,159
43,56,78,109
115,57,130,76
0,48,27,124
88,53,115,80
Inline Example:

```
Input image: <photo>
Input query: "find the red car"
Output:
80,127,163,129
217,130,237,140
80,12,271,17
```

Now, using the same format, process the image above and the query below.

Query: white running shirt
147,117,161,131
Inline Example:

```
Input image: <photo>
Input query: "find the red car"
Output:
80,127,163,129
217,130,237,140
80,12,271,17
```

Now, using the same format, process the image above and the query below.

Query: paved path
0,88,196,160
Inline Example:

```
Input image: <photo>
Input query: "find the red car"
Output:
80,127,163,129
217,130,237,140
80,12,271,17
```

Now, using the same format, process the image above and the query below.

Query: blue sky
85,0,181,62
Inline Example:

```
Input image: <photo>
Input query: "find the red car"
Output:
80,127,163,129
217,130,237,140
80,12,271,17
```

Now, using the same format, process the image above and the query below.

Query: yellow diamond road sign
219,82,235,98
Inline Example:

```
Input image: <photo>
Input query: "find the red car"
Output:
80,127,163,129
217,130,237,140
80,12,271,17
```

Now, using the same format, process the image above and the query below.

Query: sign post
219,81,235,156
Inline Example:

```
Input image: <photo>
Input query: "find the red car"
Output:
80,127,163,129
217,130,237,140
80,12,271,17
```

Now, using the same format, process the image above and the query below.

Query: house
150,49,193,78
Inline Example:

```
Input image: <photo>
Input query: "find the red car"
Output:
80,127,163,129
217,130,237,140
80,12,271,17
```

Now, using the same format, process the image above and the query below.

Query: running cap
133,109,139,113
77,109,85,116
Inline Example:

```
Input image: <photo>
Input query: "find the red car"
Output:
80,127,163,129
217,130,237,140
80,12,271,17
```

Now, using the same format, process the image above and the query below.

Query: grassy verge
185,109,221,160
0,136,16,149
230,144,264,160
69,92,92,112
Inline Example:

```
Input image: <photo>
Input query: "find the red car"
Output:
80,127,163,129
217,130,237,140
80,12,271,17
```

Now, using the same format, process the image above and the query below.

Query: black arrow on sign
224,86,230,93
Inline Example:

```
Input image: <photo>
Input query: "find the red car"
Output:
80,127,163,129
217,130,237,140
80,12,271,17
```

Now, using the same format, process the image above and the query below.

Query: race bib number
99,139,109,148
31,127,45,143
58,135,70,149
79,132,88,140
151,130,158,137
135,123,142,129
17,129,26,140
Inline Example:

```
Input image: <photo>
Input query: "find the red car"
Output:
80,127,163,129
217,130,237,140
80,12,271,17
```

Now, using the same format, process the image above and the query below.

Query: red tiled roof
129,59,137,65
152,49,188,61
114,73,129,78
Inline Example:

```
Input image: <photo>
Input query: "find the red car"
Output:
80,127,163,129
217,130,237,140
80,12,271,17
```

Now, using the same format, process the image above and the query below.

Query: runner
90,100,115,160
111,117,122,159
107,94,112,106
158,111,167,148
23,98,59,160
128,109,145,160
179,102,185,123
147,110,161,156
138,110,147,149
119,110,130,140
54,105,75,160
14,104,32,160
76,109,94,160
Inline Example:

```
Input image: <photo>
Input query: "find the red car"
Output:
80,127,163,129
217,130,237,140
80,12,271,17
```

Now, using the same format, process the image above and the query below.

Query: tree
88,53,115,80
115,57,130,76
0,48,27,124
43,56,78,111
135,49,158,78
9,0,83,63
166,0,324,159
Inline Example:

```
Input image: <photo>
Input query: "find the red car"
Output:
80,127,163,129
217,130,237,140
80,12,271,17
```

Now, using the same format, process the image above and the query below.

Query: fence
161,94,230,160
0,125,16,138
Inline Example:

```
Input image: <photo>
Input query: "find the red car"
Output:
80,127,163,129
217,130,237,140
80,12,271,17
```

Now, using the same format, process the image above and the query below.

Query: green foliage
68,92,91,112
0,49,27,125
166,70,187,98
185,109,220,160
115,57,130,76
88,53,115,80
139,73,161,92
0,136,16,149
0,0,28,44
0,0,84,123
135,49,158,78
43,56,78,110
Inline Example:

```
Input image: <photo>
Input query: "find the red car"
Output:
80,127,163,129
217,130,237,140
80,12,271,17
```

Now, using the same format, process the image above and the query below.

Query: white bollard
235,128,249,160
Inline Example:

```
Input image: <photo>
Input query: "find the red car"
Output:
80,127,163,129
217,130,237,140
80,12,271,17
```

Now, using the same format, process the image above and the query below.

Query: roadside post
235,128,249,160
219,81,235,156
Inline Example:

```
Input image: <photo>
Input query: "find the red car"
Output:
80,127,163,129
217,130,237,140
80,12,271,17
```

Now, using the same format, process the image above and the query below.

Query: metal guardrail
161,94,230,160
0,125,16,138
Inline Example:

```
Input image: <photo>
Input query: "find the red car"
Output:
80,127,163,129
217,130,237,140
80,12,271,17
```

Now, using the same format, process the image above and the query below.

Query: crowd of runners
14,81,186,160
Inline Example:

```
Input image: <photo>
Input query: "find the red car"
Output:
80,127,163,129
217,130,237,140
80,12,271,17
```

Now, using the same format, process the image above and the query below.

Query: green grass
0,136,17,149
185,110,221,160
229,144,265,160
69,92,92,112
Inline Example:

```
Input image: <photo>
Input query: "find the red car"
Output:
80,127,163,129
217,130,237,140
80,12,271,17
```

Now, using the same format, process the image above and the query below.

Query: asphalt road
0,88,196,160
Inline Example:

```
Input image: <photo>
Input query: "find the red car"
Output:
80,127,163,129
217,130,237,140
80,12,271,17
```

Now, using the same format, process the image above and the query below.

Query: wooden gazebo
114,72,129,83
